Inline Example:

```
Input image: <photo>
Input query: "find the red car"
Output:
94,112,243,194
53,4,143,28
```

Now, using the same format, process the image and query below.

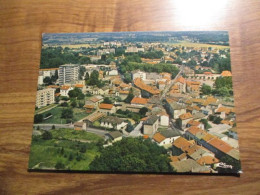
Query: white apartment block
59,64,79,85
36,88,55,108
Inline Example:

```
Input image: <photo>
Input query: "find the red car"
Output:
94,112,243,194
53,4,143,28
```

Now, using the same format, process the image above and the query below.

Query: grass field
28,129,103,170
35,104,58,114
170,41,230,49
40,106,90,124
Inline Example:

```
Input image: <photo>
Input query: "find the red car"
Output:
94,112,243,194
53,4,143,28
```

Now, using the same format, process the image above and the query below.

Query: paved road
160,65,184,100
34,124,110,136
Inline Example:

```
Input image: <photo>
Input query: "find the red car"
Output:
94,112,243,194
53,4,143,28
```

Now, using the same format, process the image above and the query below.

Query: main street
160,65,184,100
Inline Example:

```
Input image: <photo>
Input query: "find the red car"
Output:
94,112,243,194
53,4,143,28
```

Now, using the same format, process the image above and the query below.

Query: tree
79,66,86,79
68,90,77,98
124,88,134,103
34,114,43,123
51,125,55,130
71,101,77,108
103,97,112,104
139,107,148,116
85,72,90,81
89,70,99,86
55,160,65,169
126,122,134,133
43,76,52,85
78,102,84,108
201,84,212,95
89,137,173,172
61,108,73,120
42,131,52,140
199,119,212,130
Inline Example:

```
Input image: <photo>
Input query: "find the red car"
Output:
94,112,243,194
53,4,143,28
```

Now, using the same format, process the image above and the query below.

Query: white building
132,70,146,80
59,64,79,85
60,86,73,97
38,75,43,85
36,88,55,108
108,69,119,76
125,46,144,53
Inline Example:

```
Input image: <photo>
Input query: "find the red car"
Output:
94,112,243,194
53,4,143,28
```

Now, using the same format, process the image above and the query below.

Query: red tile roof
153,132,166,143
131,97,148,105
99,103,114,110
179,112,193,120
134,78,160,95
221,71,232,77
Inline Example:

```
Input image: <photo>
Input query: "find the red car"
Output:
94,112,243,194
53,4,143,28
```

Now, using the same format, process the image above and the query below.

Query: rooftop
143,115,159,125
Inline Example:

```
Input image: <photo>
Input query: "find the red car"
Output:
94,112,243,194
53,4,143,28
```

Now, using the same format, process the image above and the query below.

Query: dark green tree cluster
116,109,141,122
34,114,43,123
85,70,105,88
68,87,85,100
139,50,164,59
61,108,73,122
40,47,80,69
213,77,233,96
201,84,212,95
89,137,173,172
124,88,134,103
209,54,231,73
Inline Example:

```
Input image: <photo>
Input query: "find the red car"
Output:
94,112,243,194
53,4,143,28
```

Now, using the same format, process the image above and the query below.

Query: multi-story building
59,64,79,85
36,88,55,108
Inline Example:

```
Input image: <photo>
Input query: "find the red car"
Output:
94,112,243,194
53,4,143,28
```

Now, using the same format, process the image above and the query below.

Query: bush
55,160,65,169
42,131,52,140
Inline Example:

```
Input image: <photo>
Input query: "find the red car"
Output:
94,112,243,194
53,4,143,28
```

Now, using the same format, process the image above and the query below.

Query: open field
40,106,90,124
170,41,230,49
28,129,103,170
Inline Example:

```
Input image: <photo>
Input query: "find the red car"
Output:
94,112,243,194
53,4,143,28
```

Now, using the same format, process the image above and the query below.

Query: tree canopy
89,137,174,172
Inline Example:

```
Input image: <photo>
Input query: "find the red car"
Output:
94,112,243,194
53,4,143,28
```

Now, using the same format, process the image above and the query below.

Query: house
165,98,186,119
132,70,146,80
134,78,160,97
100,116,127,130
215,107,234,119
175,76,186,93
108,69,119,76
74,122,86,130
153,129,181,147
178,112,193,130
186,120,204,130
83,112,105,126
143,115,159,136
170,159,210,173
159,112,170,126
83,104,95,113
185,126,207,143
130,97,148,107
119,90,129,100
92,87,109,95
98,103,116,115
106,131,123,143
86,96,104,107
60,85,73,97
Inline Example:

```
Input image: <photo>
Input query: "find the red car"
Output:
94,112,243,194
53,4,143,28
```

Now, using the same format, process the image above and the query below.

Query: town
29,31,240,174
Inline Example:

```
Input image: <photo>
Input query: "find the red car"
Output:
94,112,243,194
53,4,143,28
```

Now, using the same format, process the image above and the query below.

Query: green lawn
40,106,90,124
35,104,58,114
28,129,103,170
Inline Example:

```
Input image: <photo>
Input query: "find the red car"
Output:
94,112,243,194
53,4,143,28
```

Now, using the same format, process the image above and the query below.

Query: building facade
36,88,55,108
59,64,79,85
